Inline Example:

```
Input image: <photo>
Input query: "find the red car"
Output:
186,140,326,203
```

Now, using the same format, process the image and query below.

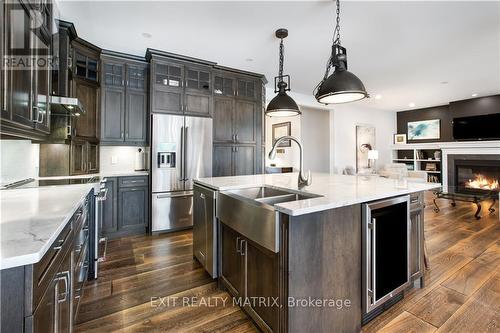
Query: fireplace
448,155,500,194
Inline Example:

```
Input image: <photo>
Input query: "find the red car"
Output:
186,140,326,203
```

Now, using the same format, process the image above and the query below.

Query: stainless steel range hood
50,96,86,116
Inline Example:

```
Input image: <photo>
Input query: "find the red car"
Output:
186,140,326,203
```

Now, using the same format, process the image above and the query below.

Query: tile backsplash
0,140,40,185
100,146,149,174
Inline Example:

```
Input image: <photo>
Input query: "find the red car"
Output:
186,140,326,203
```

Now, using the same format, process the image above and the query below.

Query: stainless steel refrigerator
151,114,212,232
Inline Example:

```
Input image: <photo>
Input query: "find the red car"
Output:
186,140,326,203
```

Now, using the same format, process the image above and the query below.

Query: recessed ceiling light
245,58,254,62
142,32,152,38
471,93,478,97
408,102,416,108
440,81,448,85
375,94,382,100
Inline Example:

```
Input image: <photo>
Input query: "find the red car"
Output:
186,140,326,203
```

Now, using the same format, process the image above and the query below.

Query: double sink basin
217,186,321,253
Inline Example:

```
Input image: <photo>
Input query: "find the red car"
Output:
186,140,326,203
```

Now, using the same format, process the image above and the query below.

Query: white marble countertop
0,184,95,270
195,173,441,216
37,170,149,180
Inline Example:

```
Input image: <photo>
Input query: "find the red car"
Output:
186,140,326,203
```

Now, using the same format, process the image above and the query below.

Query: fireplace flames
465,174,499,191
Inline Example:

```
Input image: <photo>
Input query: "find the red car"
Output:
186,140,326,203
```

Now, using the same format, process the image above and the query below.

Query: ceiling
57,1,500,111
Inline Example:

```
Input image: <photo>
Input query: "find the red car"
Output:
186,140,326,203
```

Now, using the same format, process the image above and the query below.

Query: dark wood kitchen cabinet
101,51,148,145
220,224,244,297
72,38,100,140
101,176,149,239
1,194,92,333
212,68,265,176
409,192,425,283
147,49,214,117
213,145,256,177
70,139,99,176
0,0,53,141
220,224,279,332
101,177,118,234
213,97,257,144
118,186,148,232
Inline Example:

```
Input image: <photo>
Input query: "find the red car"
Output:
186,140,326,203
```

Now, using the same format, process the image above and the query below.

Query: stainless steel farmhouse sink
216,186,321,252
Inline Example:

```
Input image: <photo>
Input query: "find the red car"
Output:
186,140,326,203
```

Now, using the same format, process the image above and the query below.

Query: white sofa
379,163,428,182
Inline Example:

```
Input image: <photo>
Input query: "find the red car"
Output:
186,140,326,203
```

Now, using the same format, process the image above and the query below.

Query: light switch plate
111,156,118,164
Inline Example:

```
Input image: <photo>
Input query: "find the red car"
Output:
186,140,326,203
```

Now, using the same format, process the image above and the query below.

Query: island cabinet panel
102,176,149,239
244,238,280,332
220,224,244,297
409,192,425,283
286,205,362,333
219,224,280,333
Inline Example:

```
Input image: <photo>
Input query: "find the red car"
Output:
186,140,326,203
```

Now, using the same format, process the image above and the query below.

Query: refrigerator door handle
184,126,188,181
180,126,184,181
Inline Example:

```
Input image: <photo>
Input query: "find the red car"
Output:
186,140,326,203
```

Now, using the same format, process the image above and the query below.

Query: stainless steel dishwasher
193,183,217,278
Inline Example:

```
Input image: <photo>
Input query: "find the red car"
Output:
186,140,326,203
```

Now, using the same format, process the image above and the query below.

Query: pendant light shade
315,66,368,104
267,82,300,117
314,0,368,105
266,29,301,117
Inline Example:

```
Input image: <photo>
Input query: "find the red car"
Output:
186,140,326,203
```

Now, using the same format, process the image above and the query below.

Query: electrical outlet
111,156,118,164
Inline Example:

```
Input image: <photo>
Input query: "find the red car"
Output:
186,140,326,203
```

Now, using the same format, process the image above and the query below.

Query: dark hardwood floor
76,192,499,332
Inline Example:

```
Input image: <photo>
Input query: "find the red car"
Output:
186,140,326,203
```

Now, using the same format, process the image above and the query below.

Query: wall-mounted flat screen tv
453,113,500,140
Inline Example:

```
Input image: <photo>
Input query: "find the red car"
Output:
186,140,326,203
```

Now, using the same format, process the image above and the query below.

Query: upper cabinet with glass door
103,62,125,88
184,65,212,116
236,77,257,100
213,75,235,97
151,60,184,114
74,50,98,82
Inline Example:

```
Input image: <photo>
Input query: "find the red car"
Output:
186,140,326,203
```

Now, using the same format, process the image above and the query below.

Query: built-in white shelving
390,146,442,183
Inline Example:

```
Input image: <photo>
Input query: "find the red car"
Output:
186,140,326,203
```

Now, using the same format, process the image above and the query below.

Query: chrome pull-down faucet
268,135,312,187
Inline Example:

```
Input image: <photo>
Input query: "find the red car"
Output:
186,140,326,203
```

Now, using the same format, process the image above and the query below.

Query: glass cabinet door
186,67,211,93
104,62,125,87
127,65,147,90
155,63,182,88
214,76,234,96
236,79,256,99
75,51,98,81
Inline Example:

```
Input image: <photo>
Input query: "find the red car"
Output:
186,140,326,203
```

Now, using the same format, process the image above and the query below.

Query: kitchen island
193,173,440,333
0,184,96,332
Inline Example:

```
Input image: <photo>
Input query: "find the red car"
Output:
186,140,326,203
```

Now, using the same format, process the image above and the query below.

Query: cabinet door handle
236,236,241,253
370,218,377,303
56,271,69,303
240,239,246,256
235,134,238,142
121,131,124,138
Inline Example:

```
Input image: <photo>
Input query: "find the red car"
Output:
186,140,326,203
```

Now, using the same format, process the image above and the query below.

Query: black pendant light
266,28,301,117
314,0,368,104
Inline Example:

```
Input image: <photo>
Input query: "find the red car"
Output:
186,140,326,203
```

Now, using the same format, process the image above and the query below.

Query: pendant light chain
333,0,341,46
319,0,342,83
278,38,284,81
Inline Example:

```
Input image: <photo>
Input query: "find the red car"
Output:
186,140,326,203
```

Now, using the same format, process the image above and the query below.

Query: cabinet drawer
119,176,148,188
32,218,74,311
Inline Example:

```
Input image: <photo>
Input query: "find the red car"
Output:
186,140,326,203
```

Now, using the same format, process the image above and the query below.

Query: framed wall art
272,122,291,147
